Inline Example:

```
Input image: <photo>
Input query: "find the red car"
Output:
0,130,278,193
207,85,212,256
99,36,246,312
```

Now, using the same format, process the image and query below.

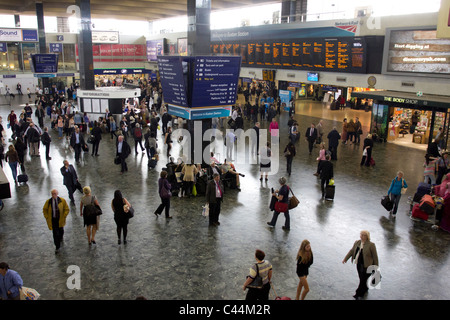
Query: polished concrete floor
0,93,450,301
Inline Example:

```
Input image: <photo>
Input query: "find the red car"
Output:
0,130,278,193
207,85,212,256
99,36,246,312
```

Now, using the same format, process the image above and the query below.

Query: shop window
6,43,20,71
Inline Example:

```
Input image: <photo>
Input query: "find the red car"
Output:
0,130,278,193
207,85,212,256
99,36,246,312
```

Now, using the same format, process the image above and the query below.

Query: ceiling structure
0,0,279,21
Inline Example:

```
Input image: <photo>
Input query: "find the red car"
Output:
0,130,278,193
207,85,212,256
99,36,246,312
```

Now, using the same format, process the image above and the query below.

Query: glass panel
0,51,8,71
6,43,20,71
21,43,37,71
63,44,76,71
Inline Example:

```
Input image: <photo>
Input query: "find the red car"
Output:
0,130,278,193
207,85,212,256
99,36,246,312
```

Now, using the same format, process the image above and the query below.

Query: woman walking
267,177,291,231
154,170,172,219
314,142,327,176
111,190,132,244
242,249,273,301
164,126,173,157
387,171,408,218
342,230,379,300
5,145,19,182
295,240,313,300
80,186,101,245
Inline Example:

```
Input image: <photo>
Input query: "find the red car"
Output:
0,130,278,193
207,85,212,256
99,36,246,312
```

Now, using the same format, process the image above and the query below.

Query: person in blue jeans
267,177,290,230
388,171,408,218
5,145,19,182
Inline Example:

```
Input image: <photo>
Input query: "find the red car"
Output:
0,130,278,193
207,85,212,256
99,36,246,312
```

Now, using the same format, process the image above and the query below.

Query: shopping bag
192,184,197,196
202,203,209,217
20,287,40,300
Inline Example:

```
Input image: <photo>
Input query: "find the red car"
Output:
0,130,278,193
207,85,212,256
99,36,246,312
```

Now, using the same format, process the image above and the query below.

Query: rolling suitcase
325,185,335,200
17,167,28,184
419,194,435,215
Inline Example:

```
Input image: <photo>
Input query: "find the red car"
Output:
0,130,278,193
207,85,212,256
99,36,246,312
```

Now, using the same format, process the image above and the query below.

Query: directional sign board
191,56,241,108
158,55,241,120
157,56,189,108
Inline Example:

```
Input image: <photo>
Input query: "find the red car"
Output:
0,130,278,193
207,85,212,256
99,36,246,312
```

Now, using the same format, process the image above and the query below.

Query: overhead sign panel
191,56,241,108
158,55,241,120
157,56,189,108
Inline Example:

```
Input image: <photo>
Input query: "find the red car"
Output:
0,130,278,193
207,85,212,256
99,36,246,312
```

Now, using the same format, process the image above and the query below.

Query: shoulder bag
288,187,300,210
246,264,264,289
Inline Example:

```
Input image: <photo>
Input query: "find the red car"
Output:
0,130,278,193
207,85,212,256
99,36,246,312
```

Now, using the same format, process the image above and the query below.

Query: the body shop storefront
352,90,450,150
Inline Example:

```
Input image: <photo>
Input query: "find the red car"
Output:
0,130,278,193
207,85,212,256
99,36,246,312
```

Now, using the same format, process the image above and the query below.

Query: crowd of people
0,78,386,301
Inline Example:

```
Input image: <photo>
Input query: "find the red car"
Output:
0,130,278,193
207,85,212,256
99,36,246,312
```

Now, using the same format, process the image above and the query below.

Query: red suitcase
412,204,429,221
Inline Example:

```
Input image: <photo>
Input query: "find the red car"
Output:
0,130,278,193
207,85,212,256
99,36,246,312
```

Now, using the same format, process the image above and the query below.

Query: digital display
307,72,319,82
383,28,450,76
31,54,58,73
211,37,367,73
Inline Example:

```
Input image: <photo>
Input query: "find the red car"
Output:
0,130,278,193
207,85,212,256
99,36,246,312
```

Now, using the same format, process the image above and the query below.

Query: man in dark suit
305,123,318,155
70,126,87,164
205,173,224,227
116,134,131,174
60,160,82,205
327,127,341,160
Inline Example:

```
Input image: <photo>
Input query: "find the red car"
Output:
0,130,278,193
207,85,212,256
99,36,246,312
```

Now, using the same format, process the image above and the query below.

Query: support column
187,0,212,165
36,2,49,92
76,0,95,91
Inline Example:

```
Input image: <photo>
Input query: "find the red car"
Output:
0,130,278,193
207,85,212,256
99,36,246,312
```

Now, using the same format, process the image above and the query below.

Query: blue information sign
32,54,58,73
191,56,241,108
157,56,189,108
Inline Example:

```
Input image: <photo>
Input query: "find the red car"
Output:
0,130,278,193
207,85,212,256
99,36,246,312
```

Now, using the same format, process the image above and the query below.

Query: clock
367,76,376,88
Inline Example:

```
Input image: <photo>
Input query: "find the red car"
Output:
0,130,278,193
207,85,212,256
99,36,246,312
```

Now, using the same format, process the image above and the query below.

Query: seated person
219,159,245,190
207,161,222,179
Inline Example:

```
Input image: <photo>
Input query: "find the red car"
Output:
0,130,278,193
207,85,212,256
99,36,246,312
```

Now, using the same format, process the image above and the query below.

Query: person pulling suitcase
318,154,334,199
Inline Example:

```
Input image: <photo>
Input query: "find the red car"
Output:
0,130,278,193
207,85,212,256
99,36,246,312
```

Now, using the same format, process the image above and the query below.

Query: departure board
211,37,367,73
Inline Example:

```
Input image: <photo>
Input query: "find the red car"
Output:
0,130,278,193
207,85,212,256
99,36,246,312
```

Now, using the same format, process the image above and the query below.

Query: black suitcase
325,185,335,200
148,158,157,169
18,173,28,183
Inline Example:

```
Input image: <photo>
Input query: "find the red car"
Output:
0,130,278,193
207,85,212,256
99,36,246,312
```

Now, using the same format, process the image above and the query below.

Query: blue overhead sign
191,56,241,108
31,54,58,73
157,56,189,108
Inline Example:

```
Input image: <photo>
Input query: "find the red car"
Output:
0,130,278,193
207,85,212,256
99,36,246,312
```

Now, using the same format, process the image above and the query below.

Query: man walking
327,127,341,161
43,189,70,253
60,160,81,205
116,135,131,174
70,126,86,164
305,123,318,155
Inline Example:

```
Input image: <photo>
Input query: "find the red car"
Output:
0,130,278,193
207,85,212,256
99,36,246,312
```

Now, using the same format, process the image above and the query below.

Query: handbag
124,204,134,218
114,156,121,165
381,195,394,211
246,264,264,289
288,188,300,210
275,200,289,213
401,179,407,195
202,203,209,217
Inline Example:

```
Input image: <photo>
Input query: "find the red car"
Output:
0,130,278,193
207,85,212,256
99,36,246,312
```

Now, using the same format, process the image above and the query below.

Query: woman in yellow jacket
43,189,70,253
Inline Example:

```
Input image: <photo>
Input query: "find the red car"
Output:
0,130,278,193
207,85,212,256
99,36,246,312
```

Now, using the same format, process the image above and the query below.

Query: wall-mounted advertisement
92,31,119,44
0,28,38,42
382,27,450,77
146,39,166,61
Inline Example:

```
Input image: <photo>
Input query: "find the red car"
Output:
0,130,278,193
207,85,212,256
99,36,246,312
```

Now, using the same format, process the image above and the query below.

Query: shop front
352,90,450,150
